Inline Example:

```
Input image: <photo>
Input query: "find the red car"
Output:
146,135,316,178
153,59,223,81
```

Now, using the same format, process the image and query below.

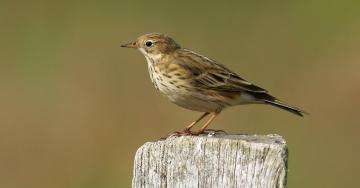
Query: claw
205,129,227,134
195,129,227,135
174,129,197,136
159,129,196,139
159,129,227,140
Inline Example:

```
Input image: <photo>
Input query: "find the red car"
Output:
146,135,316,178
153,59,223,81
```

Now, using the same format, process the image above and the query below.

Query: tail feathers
265,99,307,117
249,92,307,116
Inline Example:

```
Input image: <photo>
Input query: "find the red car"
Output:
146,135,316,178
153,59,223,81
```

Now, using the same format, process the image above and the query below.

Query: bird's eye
145,41,153,47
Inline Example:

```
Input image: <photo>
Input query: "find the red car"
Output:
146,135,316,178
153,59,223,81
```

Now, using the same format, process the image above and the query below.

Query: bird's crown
121,33,181,55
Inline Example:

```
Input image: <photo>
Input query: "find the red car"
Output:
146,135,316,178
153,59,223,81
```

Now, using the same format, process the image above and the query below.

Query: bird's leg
195,112,221,134
183,112,210,133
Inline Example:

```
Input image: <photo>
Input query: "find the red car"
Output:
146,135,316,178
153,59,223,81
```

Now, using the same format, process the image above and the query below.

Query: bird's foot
159,128,196,140
173,128,197,136
195,129,227,136
159,129,227,140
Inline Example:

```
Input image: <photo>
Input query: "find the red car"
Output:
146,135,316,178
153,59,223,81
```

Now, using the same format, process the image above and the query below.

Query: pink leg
185,112,210,131
196,112,221,134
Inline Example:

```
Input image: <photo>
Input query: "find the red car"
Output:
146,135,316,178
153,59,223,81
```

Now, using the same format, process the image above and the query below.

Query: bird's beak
120,41,138,48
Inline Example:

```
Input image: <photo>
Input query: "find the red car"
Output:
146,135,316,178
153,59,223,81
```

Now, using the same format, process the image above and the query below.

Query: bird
121,33,306,135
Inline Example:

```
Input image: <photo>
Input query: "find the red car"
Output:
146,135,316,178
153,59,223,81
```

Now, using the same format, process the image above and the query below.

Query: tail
265,99,306,117
251,92,307,117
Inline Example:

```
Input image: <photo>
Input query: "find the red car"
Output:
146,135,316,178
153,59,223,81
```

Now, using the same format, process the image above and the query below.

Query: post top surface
153,133,287,146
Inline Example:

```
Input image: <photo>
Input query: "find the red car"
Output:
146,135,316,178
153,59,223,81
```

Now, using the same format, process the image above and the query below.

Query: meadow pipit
121,33,306,135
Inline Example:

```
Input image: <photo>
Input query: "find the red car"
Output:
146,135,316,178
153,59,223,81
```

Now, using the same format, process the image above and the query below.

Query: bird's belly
150,74,222,112
167,93,223,112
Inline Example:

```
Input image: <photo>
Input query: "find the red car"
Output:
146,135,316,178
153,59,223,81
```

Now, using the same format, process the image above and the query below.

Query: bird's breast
147,63,187,96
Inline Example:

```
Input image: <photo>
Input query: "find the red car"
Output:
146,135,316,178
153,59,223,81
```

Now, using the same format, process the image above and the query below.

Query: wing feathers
174,49,267,93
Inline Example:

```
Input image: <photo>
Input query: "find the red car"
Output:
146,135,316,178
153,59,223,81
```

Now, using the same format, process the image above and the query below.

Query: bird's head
121,33,181,58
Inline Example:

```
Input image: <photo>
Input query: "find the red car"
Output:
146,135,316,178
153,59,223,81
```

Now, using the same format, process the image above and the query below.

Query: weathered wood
132,134,288,188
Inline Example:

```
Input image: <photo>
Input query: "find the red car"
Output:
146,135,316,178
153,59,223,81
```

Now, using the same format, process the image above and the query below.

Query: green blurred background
1,0,359,187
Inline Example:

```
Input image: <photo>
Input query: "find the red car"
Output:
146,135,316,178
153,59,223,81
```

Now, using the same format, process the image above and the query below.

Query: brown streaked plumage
121,33,306,135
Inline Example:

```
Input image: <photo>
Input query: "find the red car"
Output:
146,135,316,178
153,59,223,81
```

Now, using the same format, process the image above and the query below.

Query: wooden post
132,134,288,188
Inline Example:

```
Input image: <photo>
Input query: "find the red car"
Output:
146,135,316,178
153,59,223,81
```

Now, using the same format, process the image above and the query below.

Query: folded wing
174,49,267,93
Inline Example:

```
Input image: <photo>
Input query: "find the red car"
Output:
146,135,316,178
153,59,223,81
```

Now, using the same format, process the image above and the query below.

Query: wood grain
132,134,288,188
